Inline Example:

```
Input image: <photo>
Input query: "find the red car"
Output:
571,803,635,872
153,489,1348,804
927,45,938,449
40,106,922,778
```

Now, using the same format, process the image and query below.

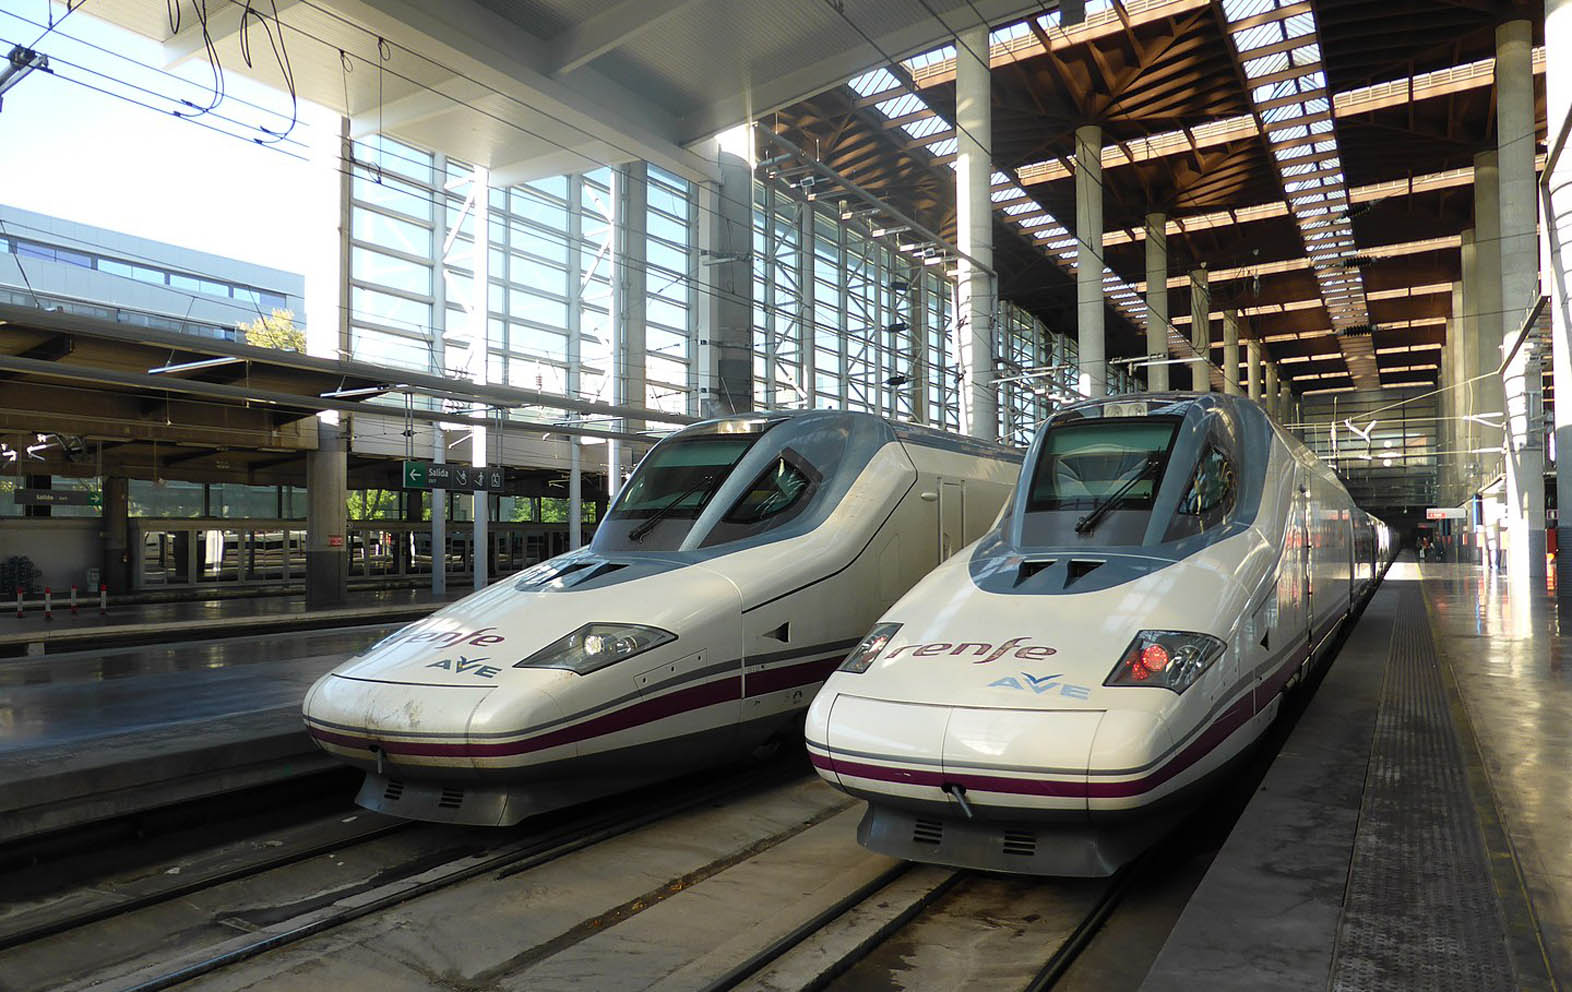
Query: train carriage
302,409,1019,825
805,393,1391,876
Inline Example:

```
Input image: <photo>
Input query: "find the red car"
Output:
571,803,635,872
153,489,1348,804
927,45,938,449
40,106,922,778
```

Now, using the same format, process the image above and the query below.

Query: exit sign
14,489,101,507
401,460,504,492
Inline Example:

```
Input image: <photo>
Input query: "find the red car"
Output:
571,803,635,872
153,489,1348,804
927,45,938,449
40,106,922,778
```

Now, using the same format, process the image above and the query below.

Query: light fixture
320,384,406,399
147,356,244,375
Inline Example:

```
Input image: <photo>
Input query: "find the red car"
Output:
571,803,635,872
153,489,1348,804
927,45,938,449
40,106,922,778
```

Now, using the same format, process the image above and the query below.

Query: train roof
674,408,1021,462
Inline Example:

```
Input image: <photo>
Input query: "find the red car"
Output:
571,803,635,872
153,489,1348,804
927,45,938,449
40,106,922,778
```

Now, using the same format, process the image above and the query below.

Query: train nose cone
303,672,498,772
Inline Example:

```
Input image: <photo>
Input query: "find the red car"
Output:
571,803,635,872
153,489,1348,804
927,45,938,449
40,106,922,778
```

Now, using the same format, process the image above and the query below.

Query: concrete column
1460,233,1479,497
1222,310,1241,396
1279,385,1292,426
1265,363,1279,419
1498,18,1546,578
304,116,351,608
467,166,490,590
101,475,130,595
1474,152,1507,473
698,142,754,417
1445,284,1463,502
956,23,997,435
1547,0,1572,603
1246,338,1262,402
612,162,649,499
1145,212,1168,391
1189,268,1210,391
1076,124,1106,398
306,419,348,608
431,430,445,595
569,441,582,551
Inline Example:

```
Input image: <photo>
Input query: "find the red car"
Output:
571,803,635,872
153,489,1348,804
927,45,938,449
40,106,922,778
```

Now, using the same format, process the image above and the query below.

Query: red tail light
1108,630,1225,694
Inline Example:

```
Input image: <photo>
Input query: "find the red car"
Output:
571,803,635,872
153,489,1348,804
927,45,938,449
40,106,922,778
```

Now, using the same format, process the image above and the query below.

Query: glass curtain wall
751,181,949,424
347,137,700,421
347,133,1127,449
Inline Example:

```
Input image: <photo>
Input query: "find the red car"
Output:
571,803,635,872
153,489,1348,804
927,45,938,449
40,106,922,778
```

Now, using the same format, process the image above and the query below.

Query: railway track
0,756,820,992
0,585,1384,992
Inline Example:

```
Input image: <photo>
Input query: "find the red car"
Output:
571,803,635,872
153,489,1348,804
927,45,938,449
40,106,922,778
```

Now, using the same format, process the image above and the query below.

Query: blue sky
0,1,335,273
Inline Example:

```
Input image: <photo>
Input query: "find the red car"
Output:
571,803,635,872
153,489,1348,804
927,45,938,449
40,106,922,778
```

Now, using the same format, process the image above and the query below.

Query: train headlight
1106,630,1225,694
514,623,677,676
838,623,902,674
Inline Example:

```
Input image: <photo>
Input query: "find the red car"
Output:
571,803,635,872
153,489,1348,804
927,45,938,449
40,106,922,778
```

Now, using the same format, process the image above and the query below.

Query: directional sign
13,489,101,507
1425,507,1467,520
401,461,504,492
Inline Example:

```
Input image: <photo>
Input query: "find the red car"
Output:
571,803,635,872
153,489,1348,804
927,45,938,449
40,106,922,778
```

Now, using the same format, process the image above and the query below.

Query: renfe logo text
384,625,507,649
884,637,1057,664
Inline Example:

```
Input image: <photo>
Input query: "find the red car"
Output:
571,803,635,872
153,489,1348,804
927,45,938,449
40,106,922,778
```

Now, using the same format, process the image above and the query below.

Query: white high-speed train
302,410,1019,825
806,392,1392,876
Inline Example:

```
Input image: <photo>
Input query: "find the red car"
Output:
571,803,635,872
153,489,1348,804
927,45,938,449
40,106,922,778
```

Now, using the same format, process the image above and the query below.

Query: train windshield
1020,418,1183,546
603,433,764,548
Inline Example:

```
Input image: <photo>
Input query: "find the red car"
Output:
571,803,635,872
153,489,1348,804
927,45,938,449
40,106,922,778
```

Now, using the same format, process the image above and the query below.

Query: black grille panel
912,819,943,846
1002,830,1036,857
383,780,404,802
438,787,464,810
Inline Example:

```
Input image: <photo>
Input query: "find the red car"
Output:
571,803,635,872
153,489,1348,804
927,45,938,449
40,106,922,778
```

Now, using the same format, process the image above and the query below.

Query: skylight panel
1244,52,1291,77
903,116,948,139
849,68,898,96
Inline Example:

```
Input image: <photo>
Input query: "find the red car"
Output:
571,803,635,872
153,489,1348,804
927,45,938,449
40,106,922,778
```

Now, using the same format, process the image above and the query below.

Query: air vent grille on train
1002,830,1037,857
383,780,404,802
438,787,465,810
1065,559,1104,587
912,819,944,846
1015,559,1055,586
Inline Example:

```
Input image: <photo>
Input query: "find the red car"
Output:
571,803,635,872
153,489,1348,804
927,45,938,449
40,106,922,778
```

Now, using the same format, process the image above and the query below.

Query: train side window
700,450,821,547
1166,446,1235,540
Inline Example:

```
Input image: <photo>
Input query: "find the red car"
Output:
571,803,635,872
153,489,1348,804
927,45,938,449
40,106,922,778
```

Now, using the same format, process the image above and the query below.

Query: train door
939,480,964,562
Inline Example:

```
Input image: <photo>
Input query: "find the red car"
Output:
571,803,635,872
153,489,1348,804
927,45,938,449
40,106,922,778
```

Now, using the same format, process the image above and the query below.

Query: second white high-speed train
302,410,1019,825
806,392,1391,876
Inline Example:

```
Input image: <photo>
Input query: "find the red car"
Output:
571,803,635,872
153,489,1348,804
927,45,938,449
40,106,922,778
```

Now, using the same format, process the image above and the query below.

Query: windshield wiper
1074,455,1161,535
628,474,715,542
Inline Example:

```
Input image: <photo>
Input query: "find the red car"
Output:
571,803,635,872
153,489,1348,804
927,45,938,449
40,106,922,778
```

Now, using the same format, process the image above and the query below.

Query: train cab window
601,433,764,549
700,451,822,547
1019,418,1180,546
1164,446,1235,540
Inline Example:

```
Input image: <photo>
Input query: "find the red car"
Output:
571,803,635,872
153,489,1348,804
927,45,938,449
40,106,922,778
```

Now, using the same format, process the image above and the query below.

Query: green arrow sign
402,460,429,489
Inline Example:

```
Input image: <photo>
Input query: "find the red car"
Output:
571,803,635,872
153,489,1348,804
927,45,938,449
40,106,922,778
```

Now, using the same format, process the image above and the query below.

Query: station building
3,2,1572,985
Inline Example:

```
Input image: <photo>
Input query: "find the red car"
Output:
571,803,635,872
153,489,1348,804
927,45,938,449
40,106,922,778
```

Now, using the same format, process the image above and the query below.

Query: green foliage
239,309,305,352
347,489,402,521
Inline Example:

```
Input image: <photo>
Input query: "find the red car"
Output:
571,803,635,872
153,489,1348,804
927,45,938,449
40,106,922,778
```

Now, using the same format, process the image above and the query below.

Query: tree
239,309,305,352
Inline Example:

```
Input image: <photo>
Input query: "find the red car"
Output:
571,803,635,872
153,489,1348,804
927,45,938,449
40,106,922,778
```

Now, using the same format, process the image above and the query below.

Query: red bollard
43,587,52,622
99,583,108,615
70,585,79,615
14,587,21,619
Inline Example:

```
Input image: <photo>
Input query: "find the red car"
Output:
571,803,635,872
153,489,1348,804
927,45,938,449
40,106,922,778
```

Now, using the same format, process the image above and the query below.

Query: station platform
1142,558,1567,992
0,622,405,843
0,585,462,658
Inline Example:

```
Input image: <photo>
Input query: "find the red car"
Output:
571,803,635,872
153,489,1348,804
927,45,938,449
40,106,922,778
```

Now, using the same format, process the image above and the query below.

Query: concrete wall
0,518,104,593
